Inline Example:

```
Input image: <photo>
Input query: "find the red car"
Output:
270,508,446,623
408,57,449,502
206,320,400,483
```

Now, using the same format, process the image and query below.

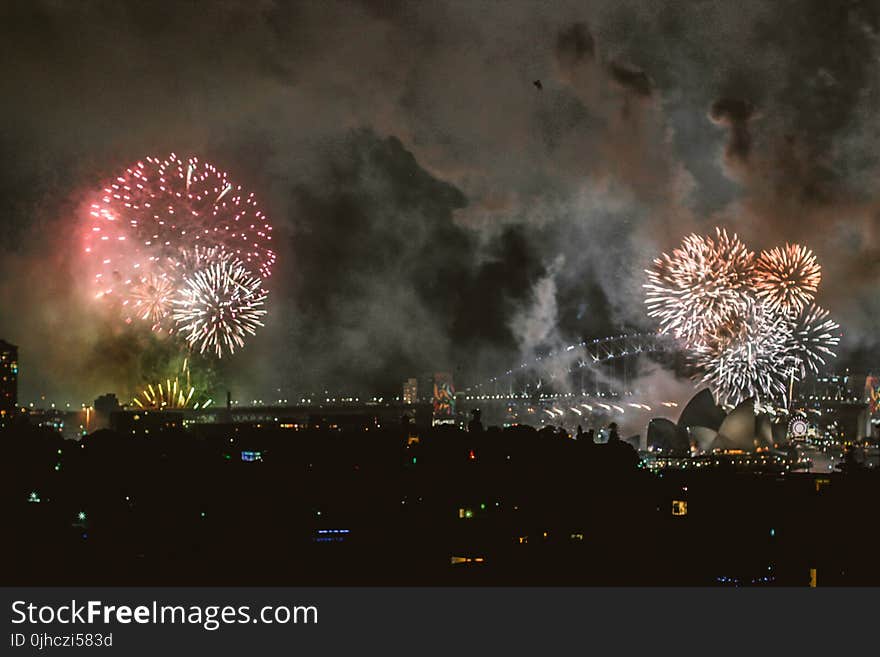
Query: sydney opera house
647,389,788,455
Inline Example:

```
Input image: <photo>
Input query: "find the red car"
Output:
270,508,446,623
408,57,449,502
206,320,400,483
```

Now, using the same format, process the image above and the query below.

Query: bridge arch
472,332,676,397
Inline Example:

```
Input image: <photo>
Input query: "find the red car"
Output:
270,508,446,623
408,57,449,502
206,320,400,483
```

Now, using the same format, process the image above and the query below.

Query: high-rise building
93,393,121,430
403,378,418,405
432,372,455,424
0,340,18,420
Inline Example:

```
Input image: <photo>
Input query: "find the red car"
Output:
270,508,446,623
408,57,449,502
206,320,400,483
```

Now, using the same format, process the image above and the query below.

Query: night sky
2,0,880,403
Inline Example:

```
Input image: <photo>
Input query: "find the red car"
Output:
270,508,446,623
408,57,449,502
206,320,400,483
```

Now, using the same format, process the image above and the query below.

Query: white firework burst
787,304,840,376
172,252,268,358
693,300,796,406
644,228,755,343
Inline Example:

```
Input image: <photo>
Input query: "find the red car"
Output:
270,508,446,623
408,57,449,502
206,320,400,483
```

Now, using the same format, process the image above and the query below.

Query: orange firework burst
129,272,176,328
754,243,821,314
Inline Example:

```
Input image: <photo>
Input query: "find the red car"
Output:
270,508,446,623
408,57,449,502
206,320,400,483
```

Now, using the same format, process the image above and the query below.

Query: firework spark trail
644,228,754,342
172,251,268,358
788,304,840,376
132,359,211,409
754,243,821,314
173,245,229,280
693,299,795,405
129,272,176,328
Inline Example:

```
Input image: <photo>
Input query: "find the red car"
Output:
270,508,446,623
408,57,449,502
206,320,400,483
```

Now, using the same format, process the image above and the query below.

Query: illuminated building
677,395,773,453
432,372,455,424
806,371,854,402
0,339,18,421
403,378,418,405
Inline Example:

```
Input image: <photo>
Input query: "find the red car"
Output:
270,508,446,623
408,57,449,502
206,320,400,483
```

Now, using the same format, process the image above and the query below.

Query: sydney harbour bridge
461,332,683,433
469,332,676,398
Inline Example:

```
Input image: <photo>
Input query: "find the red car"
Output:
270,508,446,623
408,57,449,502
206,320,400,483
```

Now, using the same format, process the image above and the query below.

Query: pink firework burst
84,153,276,321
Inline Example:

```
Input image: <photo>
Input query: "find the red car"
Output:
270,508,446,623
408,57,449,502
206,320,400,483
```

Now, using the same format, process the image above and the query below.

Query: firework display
132,359,212,410
645,230,840,406
644,229,755,342
174,244,227,278
754,243,821,314
84,154,275,356
129,272,176,329
172,251,268,358
788,304,839,375
692,299,794,403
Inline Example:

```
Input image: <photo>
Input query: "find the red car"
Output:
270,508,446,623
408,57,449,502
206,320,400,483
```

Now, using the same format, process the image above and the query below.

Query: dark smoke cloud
709,97,755,163
2,0,880,404
608,61,653,97
556,22,596,71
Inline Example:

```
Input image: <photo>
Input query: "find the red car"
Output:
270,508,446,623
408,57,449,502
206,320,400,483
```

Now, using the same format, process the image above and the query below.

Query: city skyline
4,1,880,405
4,1,880,596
